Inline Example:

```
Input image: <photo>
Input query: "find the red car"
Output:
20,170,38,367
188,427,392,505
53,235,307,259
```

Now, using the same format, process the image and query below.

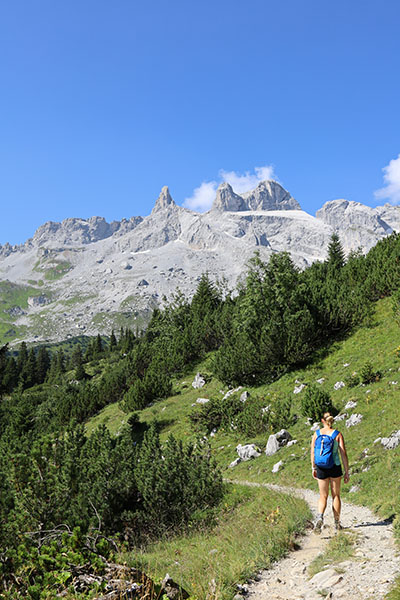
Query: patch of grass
123,483,311,600
85,402,128,437
385,578,400,600
308,532,357,578
90,309,152,333
43,261,73,280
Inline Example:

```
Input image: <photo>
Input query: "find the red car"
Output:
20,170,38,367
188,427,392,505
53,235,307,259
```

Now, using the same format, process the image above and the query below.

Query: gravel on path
227,479,400,600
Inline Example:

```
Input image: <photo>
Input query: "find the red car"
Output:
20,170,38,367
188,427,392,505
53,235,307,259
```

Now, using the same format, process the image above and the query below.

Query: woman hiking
311,412,350,533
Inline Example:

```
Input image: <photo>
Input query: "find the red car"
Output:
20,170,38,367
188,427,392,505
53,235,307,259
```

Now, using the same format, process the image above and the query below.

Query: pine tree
0,344,8,398
95,334,103,357
71,345,86,380
109,330,117,352
16,342,28,375
327,233,345,270
24,348,37,388
36,347,50,384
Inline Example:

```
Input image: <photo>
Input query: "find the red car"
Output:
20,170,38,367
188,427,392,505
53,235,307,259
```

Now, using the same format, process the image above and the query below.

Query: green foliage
134,426,223,536
0,527,110,599
360,361,381,384
190,392,292,437
300,385,334,421
189,394,244,434
344,372,360,388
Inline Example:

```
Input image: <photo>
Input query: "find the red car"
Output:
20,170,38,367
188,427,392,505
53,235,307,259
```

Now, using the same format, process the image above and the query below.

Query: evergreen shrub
300,385,334,421
360,362,382,384
344,372,360,388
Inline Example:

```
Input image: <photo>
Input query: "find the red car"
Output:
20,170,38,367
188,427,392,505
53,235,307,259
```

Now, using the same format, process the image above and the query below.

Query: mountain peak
211,182,247,212
243,180,301,211
152,186,176,212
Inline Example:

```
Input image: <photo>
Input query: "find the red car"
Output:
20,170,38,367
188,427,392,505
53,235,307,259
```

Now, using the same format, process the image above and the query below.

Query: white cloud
183,164,276,212
220,165,276,194
183,180,218,212
375,154,400,204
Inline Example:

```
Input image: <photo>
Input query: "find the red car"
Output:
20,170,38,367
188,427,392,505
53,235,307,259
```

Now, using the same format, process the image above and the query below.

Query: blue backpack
314,429,339,469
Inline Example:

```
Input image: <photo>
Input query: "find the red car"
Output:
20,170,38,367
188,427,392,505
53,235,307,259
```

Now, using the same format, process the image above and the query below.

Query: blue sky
1,0,400,245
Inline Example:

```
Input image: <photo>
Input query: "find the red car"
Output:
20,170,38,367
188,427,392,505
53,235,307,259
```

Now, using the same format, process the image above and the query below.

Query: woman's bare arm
338,432,350,483
310,432,317,476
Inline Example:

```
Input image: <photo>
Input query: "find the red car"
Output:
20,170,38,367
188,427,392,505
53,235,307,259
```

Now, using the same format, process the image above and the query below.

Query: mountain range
1,180,399,344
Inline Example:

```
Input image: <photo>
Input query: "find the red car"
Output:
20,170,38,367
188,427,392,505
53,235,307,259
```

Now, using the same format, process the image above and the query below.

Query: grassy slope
0,280,46,343
87,297,400,596
127,485,310,600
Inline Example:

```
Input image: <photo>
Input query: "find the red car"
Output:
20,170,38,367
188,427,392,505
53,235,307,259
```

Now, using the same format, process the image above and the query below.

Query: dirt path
227,480,400,600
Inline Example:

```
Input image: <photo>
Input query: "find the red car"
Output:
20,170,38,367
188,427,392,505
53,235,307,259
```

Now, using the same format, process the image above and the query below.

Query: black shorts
316,463,343,480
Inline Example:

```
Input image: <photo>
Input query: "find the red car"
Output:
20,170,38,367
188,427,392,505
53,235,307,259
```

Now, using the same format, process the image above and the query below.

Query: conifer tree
327,233,345,270
24,348,37,388
36,347,50,384
95,334,103,357
16,341,28,375
109,330,117,352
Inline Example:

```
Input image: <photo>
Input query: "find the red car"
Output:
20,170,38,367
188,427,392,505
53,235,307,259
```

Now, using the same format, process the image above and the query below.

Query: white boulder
293,384,306,394
272,460,283,473
334,381,345,390
346,413,363,428
196,398,209,404
345,400,357,409
236,444,261,461
192,373,206,389
265,435,280,456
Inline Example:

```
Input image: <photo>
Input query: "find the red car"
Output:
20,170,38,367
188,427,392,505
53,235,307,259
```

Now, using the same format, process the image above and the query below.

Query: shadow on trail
353,518,394,529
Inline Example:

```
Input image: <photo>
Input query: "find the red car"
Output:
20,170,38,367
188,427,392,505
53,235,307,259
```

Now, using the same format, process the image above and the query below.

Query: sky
1,0,400,245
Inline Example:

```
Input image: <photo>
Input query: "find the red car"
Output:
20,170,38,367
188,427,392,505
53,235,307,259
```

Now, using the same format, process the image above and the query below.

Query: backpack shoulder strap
316,429,321,437
331,429,340,440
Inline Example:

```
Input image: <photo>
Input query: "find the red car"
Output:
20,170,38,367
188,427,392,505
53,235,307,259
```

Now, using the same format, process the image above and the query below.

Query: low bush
300,385,335,421
360,362,382,384
344,372,360,388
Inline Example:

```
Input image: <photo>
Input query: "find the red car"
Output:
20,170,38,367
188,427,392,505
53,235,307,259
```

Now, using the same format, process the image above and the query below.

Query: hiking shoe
313,517,323,534
334,520,343,532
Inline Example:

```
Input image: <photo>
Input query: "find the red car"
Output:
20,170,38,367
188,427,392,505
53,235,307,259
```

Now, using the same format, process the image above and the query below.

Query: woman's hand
312,467,317,479
344,471,350,484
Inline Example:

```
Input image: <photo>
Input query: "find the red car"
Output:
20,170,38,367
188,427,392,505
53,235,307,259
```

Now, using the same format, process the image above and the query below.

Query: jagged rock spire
152,186,176,212
211,182,247,212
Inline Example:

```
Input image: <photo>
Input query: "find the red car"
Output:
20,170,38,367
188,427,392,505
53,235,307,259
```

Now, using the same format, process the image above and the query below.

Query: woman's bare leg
317,477,330,515
330,477,342,521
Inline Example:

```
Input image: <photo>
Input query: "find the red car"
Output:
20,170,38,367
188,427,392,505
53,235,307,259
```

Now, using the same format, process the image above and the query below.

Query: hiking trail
227,480,399,600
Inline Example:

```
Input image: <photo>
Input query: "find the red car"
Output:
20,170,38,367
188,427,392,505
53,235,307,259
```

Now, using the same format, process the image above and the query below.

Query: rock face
316,199,394,253
1,179,399,344
242,180,300,211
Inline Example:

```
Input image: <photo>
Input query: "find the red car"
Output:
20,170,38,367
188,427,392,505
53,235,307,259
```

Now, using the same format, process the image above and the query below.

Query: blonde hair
323,412,335,427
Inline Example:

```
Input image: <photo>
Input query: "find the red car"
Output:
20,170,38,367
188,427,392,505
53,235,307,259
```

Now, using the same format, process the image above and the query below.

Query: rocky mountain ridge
1,180,399,344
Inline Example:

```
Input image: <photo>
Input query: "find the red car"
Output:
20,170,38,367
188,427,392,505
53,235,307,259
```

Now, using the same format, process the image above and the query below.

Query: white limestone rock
192,373,206,389
334,381,345,390
293,384,306,394
236,444,261,461
265,435,280,457
346,413,363,428
345,400,357,409
272,460,283,473
196,398,209,405
381,430,400,450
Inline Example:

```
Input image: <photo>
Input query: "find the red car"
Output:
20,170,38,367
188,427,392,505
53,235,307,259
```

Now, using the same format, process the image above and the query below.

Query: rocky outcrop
1,180,399,344
212,183,247,212
242,180,300,211
316,199,393,252
151,186,176,213
212,180,300,212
